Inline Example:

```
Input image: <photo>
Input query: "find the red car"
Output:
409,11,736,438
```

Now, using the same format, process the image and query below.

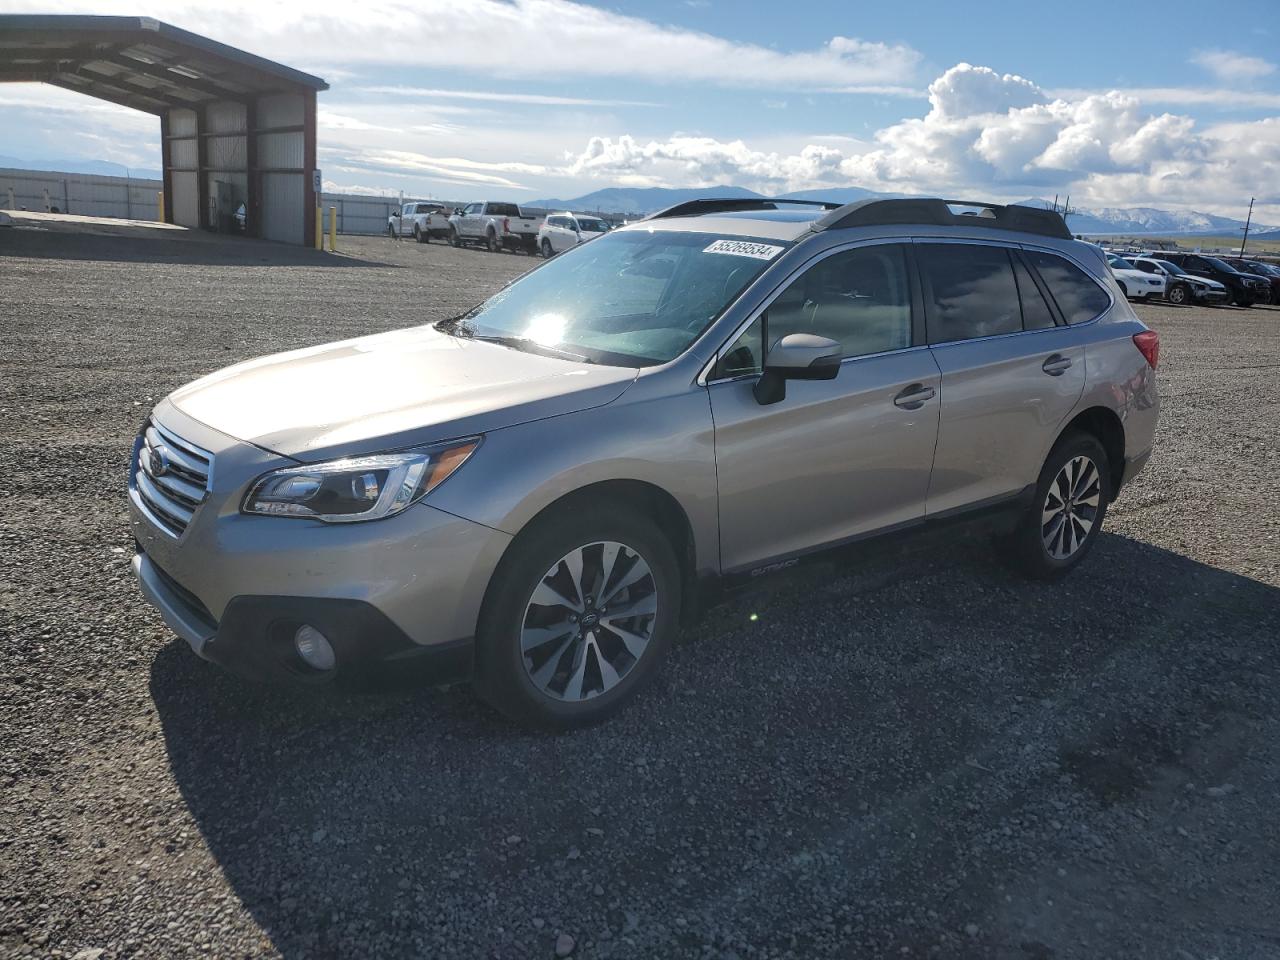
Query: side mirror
753,333,842,405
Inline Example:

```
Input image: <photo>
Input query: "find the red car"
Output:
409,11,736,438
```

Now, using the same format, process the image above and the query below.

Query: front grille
134,420,213,537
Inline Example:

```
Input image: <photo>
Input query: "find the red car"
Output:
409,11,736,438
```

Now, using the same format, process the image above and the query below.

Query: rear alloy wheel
475,505,680,728
486,230,500,253
1167,284,1188,305
1004,430,1110,580
541,238,553,259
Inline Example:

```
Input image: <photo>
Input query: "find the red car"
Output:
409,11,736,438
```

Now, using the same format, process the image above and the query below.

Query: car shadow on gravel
149,531,1280,959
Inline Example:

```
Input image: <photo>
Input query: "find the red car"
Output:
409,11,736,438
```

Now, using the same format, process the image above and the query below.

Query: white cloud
5,0,922,91
1191,49,1276,82
356,87,663,108
1050,86,1280,111
565,63,1280,219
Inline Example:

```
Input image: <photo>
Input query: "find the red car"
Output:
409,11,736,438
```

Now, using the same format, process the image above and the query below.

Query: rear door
919,241,1087,516
708,241,942,572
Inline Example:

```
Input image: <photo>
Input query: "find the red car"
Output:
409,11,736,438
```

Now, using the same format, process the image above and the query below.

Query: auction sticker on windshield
703,239,785,260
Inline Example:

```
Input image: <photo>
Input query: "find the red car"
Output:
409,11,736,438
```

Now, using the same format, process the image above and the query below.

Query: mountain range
528,185,1273,236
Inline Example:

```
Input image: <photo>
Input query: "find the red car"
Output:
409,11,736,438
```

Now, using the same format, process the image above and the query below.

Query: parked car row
387,200,614,255
1107,250,1276,307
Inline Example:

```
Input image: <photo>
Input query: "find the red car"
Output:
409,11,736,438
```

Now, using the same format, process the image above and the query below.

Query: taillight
1133,330,1159,369
503,217,510,234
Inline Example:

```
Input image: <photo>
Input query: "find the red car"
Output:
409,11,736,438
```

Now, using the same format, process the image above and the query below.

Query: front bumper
129,405,512,682
133,552,474,682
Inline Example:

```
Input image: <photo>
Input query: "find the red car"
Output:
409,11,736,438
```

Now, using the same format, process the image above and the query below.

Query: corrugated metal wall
256,92,307,244
321,193,401,235
167,107,199,228
0,167,162,220
262,173,304,245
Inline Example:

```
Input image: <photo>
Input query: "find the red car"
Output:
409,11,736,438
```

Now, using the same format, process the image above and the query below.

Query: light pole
1239,197,1254,256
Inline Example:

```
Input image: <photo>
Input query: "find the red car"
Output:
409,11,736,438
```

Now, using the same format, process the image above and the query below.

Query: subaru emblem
148,445,171,477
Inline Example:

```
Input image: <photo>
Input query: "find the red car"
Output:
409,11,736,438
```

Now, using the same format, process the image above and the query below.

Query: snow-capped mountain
1014,199,1275,236
526,186,1271,236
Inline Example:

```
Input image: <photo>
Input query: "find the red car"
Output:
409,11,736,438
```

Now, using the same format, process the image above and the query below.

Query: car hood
166,325,638,462
1186,275,1225,289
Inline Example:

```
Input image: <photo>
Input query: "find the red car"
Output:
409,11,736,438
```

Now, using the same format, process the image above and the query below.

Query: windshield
438,229,788,366
1154,259,1186,276
578,218,607,233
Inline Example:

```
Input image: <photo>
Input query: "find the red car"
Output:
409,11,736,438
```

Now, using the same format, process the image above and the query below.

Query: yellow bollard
157,191,164,222
315,204,323,250
329,206,337,252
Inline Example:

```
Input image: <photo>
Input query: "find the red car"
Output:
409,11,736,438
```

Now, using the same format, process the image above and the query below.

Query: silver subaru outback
130,197,1159,727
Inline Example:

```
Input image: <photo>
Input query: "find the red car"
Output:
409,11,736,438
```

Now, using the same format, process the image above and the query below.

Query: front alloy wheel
475,503,680,728
1168,284,1187,305
520,541,657,702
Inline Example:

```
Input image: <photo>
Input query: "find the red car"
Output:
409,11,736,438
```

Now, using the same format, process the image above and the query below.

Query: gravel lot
2,223,1279,960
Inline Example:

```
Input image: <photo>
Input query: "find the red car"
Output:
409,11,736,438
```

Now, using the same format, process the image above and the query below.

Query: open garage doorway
0,14,327,245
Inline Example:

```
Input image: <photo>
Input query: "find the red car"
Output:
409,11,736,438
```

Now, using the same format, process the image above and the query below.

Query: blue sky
2,0,1279,217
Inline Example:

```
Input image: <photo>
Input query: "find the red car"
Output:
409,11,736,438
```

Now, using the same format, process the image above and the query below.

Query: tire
1003,430,1111,581
450,227,461,248
387,223,397,240
486,229,500,253
1117,281,1128,299
474,503,681,729
541,238,554,259
1167,283,1188,305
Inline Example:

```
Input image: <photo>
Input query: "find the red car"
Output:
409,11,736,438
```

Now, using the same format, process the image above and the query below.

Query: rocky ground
1,226,1278,960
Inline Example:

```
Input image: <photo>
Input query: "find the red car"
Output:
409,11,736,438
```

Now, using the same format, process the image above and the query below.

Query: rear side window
918,244,1021,343
487,202,520,217
1025,251,1111,325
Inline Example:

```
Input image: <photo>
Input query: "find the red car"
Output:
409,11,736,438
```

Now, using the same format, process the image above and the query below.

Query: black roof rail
646,197,843,220
813,197,1072,240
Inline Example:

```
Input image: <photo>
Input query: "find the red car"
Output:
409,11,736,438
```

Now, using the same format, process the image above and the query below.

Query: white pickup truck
388,202,451,243
448,201,544,254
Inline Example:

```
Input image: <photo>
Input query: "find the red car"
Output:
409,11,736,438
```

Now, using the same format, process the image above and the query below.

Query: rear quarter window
1025,251,1111,325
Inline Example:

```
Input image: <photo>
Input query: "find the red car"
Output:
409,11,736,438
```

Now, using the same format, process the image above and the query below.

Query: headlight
242,438,479,522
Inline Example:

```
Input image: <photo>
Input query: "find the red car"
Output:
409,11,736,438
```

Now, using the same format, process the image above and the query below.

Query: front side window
442,230,789,366
918,244,1021,343
768,244,912,357
711,244,912,379
1025,251,1111,325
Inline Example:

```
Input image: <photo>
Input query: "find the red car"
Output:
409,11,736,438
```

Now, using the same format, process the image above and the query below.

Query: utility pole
1239,197,1254,256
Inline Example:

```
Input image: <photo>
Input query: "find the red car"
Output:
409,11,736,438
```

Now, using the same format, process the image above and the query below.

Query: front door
708,242,942,573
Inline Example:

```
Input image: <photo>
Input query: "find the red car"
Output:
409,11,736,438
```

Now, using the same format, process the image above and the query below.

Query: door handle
893,383,936,409
1042,354,1073,376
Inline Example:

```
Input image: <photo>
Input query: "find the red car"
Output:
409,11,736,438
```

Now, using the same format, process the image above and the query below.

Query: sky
2,0,1279,218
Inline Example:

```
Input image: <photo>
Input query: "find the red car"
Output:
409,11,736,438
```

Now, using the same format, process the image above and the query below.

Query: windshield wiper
466,333,590,363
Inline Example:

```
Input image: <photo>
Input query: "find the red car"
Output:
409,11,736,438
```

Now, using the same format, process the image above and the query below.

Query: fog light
293,624,335,671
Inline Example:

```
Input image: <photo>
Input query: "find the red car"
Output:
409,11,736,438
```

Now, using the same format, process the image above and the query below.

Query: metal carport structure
0,15,328,244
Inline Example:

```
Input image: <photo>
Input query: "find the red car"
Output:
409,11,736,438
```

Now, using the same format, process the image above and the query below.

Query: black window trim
702,237,926,385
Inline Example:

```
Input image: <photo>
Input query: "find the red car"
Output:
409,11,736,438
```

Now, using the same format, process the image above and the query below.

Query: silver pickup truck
448,201,543,254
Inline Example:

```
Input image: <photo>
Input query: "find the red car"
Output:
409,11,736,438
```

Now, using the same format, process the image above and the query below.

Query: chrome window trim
697,236,913,386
